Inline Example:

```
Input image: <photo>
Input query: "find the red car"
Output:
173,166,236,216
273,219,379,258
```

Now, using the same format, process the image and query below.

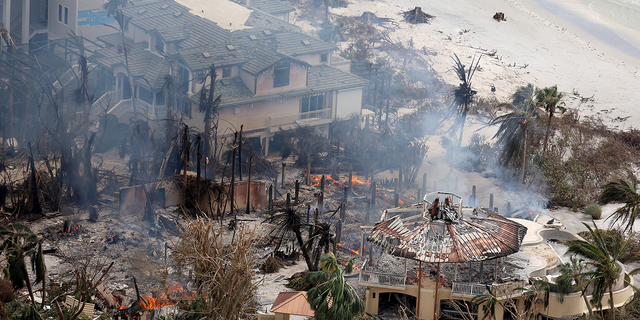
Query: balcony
266,108,332,132
451,281,526,299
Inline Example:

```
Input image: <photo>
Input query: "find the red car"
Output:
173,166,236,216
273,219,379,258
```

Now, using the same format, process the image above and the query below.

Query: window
58,4,62,22
320,53,328,63
155,35,164,53
273,62,290,87
64,7,68,25
222,67,231,78
300,94,324,118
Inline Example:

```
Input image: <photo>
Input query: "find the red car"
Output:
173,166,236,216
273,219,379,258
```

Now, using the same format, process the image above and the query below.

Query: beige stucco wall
335,88,363,119
255,62,307,95
239,69,256,93
48,0,78,40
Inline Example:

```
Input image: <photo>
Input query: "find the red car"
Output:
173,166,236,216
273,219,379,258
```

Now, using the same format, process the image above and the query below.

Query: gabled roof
178,45,247,71
240,46,304,75
192,64,366,107
121,1,230,46
249,0,296,15
243,11,300,32
269,291,314,317
274,32,337,56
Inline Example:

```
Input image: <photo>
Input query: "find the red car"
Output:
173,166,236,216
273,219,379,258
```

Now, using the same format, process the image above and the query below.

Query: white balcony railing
267,108,332,132
358,258,407,289
452,281,527,298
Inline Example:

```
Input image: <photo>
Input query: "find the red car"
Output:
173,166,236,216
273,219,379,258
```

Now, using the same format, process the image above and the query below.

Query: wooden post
230,133,237,216
371,181,376,212
246,155,253,215
306,161,311,186
238,125,243,181
417,261,422,319
281,163,286,188
394,193,399,207
274,173,278,200
337,203,345,243
433,261,440,320
348,169,353,196
318,192,324,216
320,175,325,194
490,193,494,211
294,180,299,205
268,185,273,211
398,167,403,192
286,193,291,210
471,185,477,207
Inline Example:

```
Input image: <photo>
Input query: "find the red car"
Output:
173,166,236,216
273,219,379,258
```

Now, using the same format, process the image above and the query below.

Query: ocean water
532,0,640,59
587,0,640,33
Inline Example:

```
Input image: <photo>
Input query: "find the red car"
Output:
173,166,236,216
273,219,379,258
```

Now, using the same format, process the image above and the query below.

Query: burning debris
403,7,435,24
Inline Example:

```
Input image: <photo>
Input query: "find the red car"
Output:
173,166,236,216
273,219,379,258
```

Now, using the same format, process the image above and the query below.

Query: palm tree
263,204,313,269
104,11,135,116
556,256,594,316
565,222,631,320
522,279,552,320
69,31,93,138
103,0,129,17
537,85,565,158
471,291,503,320
600,178,640,233
491,84,541,185
304,253,364,320
199,64,221,160
449,54,481,150
0,224,46,309
0,22,16,53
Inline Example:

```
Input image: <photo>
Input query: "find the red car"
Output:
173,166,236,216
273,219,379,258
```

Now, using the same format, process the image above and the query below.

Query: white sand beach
327,0,640,129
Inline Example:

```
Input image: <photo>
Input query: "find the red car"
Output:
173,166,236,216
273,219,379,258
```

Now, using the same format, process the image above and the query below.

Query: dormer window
321,53,328,63
155,35,164,53
273,62,290,87
222,67,231,78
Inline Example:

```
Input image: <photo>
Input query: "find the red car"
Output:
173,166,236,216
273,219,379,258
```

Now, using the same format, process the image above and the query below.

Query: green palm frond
600,179,640,232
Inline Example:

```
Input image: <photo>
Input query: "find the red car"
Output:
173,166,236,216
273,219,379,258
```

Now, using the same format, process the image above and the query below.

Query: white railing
52,62,97,92
267,108,332,131
109,99,133,119
359,270,407,289
452,281,526,298
90,91,117,121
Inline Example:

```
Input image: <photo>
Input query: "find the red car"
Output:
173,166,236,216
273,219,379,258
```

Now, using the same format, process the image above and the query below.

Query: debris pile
403,7,435,24
493,12,507,22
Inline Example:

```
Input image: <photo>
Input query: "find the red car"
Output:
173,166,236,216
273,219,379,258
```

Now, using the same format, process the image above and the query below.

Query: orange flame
140,293,174,310
310,175,370,187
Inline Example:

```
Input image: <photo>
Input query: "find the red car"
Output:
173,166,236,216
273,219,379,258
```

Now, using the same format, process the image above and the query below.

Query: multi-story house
84,0,364,155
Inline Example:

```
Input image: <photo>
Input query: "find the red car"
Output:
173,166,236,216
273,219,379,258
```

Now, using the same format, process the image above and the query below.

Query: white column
3,0,11,34
22,0,29,45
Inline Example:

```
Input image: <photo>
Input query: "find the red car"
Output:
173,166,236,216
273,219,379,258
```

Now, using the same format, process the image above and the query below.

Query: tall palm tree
104,11,135,116
304,253,364,320
565,222,631,320
199,64,221,160
491,84,541,185
69,32,93,138
556,256,593,316
450,54,481,149
537,85,565,158
471,291,503,320
600,178,640,233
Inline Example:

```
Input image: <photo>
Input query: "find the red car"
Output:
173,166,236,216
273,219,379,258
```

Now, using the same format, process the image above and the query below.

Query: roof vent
263,29,272,35
202,52,211,58
161,4,170,9
227,45,235,50
174,11,183,17
249,35,258,40
302,39,311,46
137,9,146,15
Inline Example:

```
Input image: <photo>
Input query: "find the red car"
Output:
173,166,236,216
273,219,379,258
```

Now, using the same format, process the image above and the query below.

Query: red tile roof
269,291,315,317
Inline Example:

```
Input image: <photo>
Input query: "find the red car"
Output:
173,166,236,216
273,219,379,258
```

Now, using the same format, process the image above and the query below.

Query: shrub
260,256,284,274
584,204,602,219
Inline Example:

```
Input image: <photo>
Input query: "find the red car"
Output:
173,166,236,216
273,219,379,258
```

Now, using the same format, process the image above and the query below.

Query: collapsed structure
359,192,635,320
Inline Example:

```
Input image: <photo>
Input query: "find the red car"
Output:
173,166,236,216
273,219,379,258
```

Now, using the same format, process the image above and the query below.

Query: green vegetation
585,204,602,220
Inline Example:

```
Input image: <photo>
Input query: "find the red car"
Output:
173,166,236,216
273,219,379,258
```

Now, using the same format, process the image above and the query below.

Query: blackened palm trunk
27,142,42,216
238,125,243,181
230,132,237,216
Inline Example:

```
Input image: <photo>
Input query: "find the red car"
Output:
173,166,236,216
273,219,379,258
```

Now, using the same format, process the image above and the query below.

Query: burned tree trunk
27,142,42,216
403,7,435,24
